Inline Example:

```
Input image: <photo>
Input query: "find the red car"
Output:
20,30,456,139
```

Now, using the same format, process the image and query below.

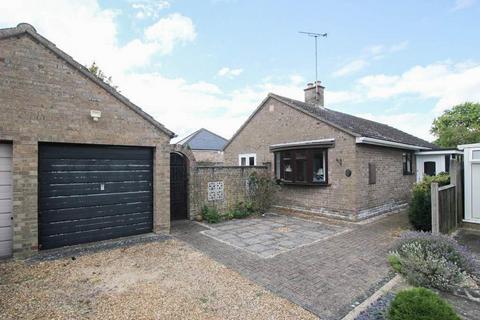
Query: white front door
471,162,480,220
0,143,12,258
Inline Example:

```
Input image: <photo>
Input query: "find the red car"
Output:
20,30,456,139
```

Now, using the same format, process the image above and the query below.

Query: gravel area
354,292,395,320
0,240,316,320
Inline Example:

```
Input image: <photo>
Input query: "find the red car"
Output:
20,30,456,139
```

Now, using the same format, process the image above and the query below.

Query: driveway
0,239,316,320
173,212,410,320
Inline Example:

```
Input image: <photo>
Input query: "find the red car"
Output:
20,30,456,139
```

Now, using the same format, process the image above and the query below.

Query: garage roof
0,23,176,138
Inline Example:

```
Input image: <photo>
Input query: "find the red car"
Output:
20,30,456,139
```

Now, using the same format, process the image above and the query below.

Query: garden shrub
201,206,222,223
230,201,255,219
409,173,450,231
247,172,279,214
387,287,460,320
388,231,477,291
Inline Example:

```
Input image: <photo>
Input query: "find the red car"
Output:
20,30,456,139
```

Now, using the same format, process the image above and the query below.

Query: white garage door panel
0,172,12,184
0,185,12,199
0,240,12,257
0,199,12,213
0,227,12,241
0,214,11,227
0,158,11,171
0,143,12,258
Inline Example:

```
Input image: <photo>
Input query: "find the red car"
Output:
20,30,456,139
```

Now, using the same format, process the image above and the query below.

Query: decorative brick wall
0,31,171,256
190,166,269,217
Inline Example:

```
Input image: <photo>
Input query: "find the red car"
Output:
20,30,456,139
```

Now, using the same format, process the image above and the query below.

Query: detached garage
0,24,175,257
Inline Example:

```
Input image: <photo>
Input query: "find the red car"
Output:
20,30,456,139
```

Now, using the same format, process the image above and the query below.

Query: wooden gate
170,153,188,220
431,158,463,234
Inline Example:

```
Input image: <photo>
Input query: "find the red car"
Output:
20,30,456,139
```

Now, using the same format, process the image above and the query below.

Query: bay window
274,148,328,185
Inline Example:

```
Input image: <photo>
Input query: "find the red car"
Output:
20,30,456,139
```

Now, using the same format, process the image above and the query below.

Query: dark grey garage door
38,143,153,250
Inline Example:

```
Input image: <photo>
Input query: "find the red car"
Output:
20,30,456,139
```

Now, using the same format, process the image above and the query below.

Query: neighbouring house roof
178,128,228,150
0,23,175,138
224,92,437,150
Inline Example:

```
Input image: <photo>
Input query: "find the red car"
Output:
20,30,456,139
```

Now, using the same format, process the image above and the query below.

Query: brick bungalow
0,24,175,257
223,81,438,221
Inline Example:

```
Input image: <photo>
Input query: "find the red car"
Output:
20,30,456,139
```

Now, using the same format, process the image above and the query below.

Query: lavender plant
388,231,478,292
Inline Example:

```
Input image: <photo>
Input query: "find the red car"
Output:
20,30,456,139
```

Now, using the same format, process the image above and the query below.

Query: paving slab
200,214,346,258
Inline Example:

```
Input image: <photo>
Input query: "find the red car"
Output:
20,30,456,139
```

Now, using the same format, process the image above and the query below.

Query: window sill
277,180,330,187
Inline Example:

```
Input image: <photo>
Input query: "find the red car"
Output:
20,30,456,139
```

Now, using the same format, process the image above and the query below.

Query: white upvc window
239,153,256,166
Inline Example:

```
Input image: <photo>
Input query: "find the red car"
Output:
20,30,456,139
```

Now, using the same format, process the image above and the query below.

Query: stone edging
341,275,402,320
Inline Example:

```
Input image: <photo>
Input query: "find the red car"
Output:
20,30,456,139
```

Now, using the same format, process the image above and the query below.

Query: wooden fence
431,158,464,235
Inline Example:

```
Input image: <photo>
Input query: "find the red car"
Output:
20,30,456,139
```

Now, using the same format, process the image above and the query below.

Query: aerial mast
299,31,327,84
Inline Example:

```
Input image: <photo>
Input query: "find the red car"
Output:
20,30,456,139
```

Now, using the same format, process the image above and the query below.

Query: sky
1,0,479,142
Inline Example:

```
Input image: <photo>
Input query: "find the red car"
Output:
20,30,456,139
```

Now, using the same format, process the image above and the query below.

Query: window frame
424,161,436,176
402,152,414,175
238,153,256,166
368,163,376,185
274,148,328,186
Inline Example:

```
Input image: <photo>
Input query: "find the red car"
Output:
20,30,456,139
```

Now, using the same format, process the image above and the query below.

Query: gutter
415,150,463,155
355,137,431,151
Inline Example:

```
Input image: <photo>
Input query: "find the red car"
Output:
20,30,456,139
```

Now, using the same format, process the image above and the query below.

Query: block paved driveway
172,212,409,320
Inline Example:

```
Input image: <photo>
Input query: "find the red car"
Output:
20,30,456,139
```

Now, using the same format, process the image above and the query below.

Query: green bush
247,172,279,214
232,201,255,219
201,206,222,223
388,231,477,291
387,288,460,320
409,173,450,231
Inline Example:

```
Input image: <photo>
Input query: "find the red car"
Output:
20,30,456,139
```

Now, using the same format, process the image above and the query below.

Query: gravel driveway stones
0,240,316,320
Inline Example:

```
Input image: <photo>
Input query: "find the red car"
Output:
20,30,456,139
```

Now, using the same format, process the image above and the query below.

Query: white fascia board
458,143,480,150
415,150,463,155
355,137,431,151
270,138,335,150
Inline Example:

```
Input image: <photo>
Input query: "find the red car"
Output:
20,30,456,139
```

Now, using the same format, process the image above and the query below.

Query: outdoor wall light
90,110,102,121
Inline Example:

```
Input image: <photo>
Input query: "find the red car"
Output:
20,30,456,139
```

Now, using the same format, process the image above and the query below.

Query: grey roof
0,23,175,138
178,128,228,150
269,93,437,149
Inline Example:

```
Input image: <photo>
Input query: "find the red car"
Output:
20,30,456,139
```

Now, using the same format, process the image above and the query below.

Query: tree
87,62,119,91
431,102,480,148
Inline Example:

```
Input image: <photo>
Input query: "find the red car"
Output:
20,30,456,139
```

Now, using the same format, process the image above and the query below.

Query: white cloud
144,13,196,54
0,1,195,77
131,0,170,19
452,0,475,11
356,112,436,142
333,41,408,77
328,61,480,141
358,61,480,113
217,67,244,78
333,59,368,77
365,41,409,59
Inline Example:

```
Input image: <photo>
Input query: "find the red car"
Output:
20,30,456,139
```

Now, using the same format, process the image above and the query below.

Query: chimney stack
304,81,324,107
